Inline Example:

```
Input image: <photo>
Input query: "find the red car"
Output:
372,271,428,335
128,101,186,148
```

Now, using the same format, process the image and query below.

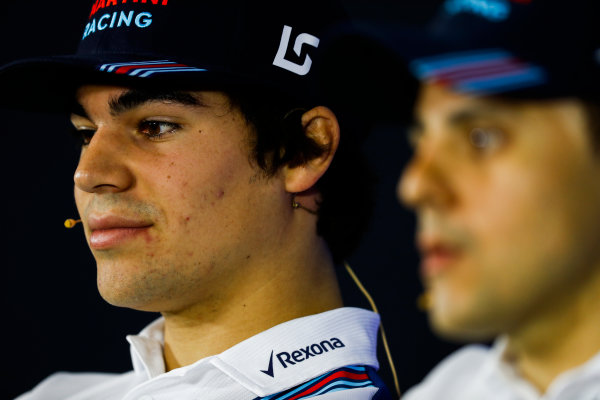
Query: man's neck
504,271,600,393
160,237,343,371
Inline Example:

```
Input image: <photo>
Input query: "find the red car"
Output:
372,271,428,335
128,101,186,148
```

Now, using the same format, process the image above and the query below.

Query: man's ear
284,106,340,193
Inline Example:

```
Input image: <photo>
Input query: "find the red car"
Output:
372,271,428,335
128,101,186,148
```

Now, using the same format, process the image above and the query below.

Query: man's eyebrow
70,101,90,119
408,101,513,139
108,89,207,116
447,103,511,126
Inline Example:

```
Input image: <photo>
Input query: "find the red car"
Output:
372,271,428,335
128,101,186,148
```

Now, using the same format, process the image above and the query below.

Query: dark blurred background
0,1,462,399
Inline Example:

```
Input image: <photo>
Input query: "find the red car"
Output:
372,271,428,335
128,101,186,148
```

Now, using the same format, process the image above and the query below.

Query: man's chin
97,284,163,312
428,308,501,343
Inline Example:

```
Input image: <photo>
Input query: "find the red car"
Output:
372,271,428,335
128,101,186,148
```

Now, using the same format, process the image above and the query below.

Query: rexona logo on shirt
260,338,345,378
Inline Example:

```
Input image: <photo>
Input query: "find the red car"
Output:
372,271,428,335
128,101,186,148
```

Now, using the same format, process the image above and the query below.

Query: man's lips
418,237,463,279
87,215,153,250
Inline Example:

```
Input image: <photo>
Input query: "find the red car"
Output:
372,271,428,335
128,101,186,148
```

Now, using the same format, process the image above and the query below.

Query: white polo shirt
16,307,392,400
404,338,600,400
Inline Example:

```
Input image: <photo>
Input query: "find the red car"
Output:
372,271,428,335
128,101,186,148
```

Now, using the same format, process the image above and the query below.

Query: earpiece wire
344,261,401,398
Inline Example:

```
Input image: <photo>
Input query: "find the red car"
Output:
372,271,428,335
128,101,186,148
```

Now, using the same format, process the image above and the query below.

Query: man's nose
74,127,134,194
397,144,454,211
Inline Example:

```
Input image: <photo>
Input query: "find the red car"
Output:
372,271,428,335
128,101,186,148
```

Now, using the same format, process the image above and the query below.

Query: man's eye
469,127,505,153
138,120,181,139
77,128,96,146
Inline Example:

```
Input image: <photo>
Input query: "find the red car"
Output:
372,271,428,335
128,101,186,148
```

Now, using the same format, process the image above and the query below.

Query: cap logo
444,0,511,21
82,11,153,40
273,25,320,76
89,0,168,19
83,0,170,41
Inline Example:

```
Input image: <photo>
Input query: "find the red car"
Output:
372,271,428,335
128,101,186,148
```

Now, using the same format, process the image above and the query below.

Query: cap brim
0,55,269,113
353,21,560,100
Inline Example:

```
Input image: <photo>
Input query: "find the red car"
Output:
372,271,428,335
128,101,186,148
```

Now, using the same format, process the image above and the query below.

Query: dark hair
226,88,375,263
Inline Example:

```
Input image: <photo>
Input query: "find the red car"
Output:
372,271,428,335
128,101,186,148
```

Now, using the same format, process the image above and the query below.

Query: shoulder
14,370,136,400
403,344,491,400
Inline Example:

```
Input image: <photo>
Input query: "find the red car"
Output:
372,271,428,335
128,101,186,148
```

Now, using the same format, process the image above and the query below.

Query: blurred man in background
393,0,600,398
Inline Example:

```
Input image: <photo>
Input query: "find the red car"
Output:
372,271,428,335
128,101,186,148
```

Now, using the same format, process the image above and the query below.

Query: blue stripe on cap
455,66,546,94
99,60,172,72
135,68,207,77
410,49,512,79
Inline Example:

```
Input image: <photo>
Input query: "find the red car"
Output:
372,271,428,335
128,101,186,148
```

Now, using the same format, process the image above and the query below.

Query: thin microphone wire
344,261,401,398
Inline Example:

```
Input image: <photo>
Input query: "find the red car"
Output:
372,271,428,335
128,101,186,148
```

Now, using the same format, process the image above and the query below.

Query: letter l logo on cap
273,25,320,76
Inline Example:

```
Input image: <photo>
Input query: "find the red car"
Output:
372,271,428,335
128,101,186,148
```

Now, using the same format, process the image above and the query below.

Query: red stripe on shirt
287,371,370,400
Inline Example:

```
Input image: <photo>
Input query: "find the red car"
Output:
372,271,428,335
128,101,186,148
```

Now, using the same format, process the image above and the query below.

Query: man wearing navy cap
1,2,393,399
393,0,600,398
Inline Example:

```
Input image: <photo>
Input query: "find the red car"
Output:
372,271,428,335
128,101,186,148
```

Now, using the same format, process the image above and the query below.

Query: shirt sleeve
12,371,123,400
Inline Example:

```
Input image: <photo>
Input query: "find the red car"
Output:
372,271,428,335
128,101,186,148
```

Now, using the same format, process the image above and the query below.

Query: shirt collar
127,317,166,379
545,345,600,398
126,307,380,397
485,337,542,399
211,307,380,396
480,336,600,399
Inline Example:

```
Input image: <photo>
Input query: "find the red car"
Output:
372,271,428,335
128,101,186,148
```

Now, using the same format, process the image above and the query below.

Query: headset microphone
64,219,81,229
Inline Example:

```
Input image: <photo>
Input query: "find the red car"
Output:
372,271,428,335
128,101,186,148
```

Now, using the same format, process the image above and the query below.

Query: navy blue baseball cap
361,0,600,100
0,0,349,111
